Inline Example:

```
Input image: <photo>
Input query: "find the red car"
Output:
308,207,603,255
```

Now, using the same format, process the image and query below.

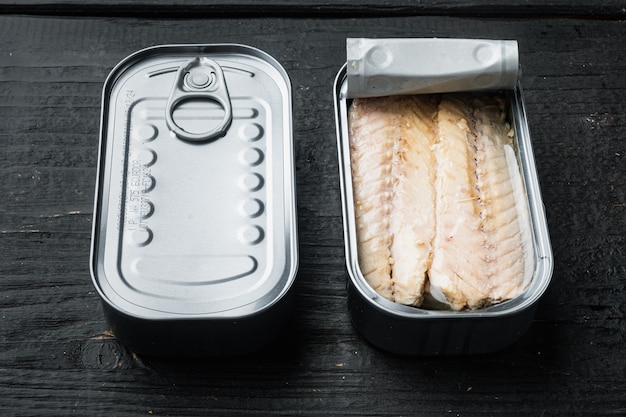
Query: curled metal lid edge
346,38,519,98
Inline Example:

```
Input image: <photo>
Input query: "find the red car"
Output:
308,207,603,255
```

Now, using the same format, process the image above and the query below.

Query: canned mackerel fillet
90,44,298,356
334,39,553,355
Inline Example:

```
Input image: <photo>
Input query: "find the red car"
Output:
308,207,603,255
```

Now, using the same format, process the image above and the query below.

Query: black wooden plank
0,0,625,19
1,13,625,417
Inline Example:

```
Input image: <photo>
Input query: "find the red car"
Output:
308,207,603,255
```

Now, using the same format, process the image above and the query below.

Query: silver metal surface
346,38,519,98
165,57,233,142
92,44,298,321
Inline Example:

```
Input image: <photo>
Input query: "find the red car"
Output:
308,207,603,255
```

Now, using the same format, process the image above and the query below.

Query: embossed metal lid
91,45,298,321
346,38,519,98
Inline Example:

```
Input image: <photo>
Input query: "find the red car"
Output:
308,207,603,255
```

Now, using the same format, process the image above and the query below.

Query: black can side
347,280,536,356
100,289,295,357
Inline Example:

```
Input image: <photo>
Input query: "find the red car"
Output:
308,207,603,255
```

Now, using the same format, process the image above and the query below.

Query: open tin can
334,39,553,355
90,44,298,356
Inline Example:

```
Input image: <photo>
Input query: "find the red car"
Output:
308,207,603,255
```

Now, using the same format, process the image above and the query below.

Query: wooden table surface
1,2,625,416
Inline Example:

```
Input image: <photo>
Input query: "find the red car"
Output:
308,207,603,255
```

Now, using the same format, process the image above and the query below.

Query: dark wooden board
1,11,625,417
1,1,626,19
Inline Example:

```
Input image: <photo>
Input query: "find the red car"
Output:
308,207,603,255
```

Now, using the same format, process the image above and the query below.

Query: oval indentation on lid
239,147,264,167
238,198,264,218
141,174,156,193
140,200,154,219
238,173,264,192
239,123,264,142
125,227,153,247
473,43,496,64
132,124,158,142
132,149,157,167
366,45,393,68
129,255,258,285
238,225,265,245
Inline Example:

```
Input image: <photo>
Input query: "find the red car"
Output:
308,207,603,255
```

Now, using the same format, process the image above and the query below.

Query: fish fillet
349,96,437,305
428,95,491,309
428,95,534,310
472,96,534,301
349,93,534,310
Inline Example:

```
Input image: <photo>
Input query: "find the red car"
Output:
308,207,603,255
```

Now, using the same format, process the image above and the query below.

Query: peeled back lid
346,38,519,98
91,44,298,319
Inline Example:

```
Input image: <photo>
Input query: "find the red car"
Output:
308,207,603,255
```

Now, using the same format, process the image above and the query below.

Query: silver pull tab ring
165,57,232,142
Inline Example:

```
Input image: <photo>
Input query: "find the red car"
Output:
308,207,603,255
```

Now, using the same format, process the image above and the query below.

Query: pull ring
166,57,233,142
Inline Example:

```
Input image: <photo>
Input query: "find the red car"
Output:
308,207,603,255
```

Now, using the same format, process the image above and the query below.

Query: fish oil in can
90,44,298,356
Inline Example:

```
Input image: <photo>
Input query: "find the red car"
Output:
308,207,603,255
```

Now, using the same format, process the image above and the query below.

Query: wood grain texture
1,1,626,19
0,10,625,417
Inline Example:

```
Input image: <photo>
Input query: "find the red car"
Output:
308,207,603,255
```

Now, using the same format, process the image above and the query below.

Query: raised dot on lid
238,199,264,218
133,124,158,142
239,123,264,142
366,45,392,68
190,71,210,88
238,173,264,192
133,149,157,167
126,227,153,247
239,148,264,167
238,225,264,245
473,44,495,64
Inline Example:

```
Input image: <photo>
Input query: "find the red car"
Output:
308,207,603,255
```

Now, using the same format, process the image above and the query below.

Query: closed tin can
90,44,298,356
334,39,553,355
